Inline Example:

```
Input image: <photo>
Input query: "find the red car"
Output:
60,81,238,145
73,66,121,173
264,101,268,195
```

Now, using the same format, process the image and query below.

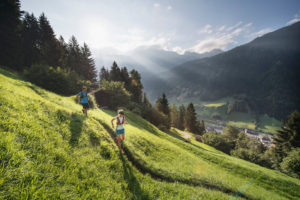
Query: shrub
96,80,131,110
195,135,202,142
280,148,300,178
157,124,168,132
87,94,97,109
223,125,240,140
24,64,83,95
202,132,234,154
231,148,262,164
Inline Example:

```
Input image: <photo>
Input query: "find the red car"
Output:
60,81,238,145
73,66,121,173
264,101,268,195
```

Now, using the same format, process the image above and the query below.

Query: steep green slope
0,68,236,200
1,67,300,200
96,110,300,200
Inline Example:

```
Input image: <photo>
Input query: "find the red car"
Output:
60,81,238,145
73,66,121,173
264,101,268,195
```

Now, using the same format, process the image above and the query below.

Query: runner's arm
77,95,80,103
89,88,101,95
111,118,115,129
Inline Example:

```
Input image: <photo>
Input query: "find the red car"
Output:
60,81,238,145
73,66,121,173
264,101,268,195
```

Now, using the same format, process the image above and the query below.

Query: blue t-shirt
78,92,88,103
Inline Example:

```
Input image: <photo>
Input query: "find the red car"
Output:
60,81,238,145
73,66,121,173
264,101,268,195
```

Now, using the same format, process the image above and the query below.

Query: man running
77,86,100,116
111,109,128,153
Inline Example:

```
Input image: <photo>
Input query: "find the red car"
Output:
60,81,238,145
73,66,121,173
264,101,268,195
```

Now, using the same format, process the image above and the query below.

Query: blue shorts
116,129,125,135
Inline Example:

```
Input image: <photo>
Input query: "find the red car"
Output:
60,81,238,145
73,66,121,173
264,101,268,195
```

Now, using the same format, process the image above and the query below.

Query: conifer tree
0,0,22,69
274,111,300,164
129,69,143,103
21,12,41,67
143,93,152,108
120,67,131,90
99,66,110,82
67,36,81,72
178,104,186,130
81,43,97,82
38,13,60,67
57,36,68,68
109,61,121,81
155,93,170,115
185,102,198,133
170,104,179,128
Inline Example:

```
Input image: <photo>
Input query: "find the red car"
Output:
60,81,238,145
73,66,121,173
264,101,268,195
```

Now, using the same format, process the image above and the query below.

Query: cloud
167,6,172,10
111,28,175,52
226,21,243,31
153,3,160,8
287,11,300,25
172,46,185,55
198,24,213,34
218,25,226,31
249,28,273,37
189,22,253,53
188,37,233,53
287,18,300,25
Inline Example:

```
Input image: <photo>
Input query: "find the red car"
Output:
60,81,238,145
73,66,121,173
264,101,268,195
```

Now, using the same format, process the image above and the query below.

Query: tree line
1,0,97,95
97,62,205,135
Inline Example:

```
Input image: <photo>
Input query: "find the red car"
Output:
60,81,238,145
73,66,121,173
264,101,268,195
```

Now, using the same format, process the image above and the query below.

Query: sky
21,0,300,55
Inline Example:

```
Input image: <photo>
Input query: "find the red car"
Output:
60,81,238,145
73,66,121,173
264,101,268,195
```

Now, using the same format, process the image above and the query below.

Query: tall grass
0,68,239,200
1,67,299,199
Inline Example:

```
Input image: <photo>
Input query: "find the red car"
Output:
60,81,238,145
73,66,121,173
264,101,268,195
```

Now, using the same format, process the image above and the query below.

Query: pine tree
143,93,152,108
200,120,206,133
99,66,110,82
155,93,170,115
81,43,97,82
170,104,179,128
38,13,60,67
184,103,198,133
57,36,68,68
67,36,81,73
120,67,131,90
178,104,186,130
21,12,41,67
109,61,121,81
129,69,143,103
274,111,300,164
0,0,22,69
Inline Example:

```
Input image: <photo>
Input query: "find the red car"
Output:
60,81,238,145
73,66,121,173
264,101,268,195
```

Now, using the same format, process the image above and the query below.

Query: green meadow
178,97,281,134
1,67,299,199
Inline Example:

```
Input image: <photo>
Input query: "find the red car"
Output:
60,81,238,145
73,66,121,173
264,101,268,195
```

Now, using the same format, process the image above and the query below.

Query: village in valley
205,120,274,147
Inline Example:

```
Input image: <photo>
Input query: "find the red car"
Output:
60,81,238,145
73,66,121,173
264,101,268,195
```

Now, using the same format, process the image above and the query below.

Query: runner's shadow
120,153,150,200
69,113,85,146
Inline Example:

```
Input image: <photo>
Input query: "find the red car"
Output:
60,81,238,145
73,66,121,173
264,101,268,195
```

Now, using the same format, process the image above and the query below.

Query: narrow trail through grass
95,117,251,199
1,67,300,200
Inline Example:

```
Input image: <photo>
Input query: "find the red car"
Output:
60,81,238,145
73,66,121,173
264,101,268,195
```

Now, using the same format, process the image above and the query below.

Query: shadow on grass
89,131,101,146
166,129,190,143
166,129,210,153
28,85,46,97
0,67,24,81
69,113,86,146
94,117,150,199
120,154,150,200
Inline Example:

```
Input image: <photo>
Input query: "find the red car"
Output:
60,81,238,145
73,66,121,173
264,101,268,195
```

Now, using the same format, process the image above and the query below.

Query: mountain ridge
159,22,300,120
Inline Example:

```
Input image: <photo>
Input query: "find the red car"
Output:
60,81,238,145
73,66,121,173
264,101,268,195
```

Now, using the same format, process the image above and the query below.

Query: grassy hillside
1,67,300,200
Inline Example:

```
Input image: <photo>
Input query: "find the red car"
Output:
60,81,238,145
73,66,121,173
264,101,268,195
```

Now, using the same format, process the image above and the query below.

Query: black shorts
81,103,89,109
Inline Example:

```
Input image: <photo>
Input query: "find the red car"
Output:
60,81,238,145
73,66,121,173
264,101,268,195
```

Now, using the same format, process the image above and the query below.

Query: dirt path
182,131,192,140
177,129,192,140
